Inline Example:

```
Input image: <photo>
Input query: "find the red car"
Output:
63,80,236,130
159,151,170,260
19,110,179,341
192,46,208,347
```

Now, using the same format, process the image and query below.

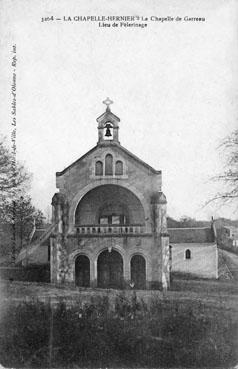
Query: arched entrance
75,255,90,287
75,184,145,226
131,255,146,289
97,249,123,289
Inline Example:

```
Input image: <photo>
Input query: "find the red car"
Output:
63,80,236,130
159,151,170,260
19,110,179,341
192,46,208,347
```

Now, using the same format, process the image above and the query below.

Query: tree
211,129,238,204
0,195,45,259
0,138,32,262
0,138,30,203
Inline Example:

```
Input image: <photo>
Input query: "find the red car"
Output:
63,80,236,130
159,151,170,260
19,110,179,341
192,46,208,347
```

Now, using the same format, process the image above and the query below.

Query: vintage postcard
0,0,237,368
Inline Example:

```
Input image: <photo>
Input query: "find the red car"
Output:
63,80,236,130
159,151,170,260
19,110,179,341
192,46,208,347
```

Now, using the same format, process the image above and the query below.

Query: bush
0,265,50,283
0,294,237,368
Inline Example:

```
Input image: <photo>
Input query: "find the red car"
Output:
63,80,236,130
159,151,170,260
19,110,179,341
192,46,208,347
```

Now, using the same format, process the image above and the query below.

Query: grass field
1,273,238,310
0,276,238,369
0,248,238,369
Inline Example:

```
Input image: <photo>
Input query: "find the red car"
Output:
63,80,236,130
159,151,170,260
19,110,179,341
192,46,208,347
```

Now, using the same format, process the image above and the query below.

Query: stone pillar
161,233,170,291
51,193,70,284
97,126,104,144
91,259,97,288
151,192,167,234
123,253,130,288
151,191,170,290
113,126,119,142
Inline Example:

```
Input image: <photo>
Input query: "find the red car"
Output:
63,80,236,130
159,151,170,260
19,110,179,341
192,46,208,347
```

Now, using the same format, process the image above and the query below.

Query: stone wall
171,243,218,279
60,235,161,288
56,144,161,233
51,141,168,289
25,245,49,265
56,144,161,202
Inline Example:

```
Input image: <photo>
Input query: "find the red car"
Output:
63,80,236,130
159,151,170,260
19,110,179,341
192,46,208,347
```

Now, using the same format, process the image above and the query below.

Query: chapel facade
50,98,171,289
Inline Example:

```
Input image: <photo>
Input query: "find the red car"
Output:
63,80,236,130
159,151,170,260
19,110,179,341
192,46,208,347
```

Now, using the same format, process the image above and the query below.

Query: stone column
124,253,130,287
51,193,69,284
97,126,104,144
151,191,170,290
113,126,119,142
92,258,97,288
161,233,170,291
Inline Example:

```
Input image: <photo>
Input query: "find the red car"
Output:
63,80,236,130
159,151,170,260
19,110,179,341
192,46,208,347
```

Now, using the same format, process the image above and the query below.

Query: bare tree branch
206,129,238,207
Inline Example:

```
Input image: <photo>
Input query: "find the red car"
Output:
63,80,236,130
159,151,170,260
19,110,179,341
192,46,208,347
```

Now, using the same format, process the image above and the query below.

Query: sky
0,0,238,221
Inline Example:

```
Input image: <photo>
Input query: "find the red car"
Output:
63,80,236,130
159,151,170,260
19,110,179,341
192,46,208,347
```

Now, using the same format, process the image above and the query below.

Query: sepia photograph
0,0,238,368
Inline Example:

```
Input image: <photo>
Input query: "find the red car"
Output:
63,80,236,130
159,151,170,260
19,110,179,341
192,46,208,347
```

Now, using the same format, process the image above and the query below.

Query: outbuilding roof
168,227,215,244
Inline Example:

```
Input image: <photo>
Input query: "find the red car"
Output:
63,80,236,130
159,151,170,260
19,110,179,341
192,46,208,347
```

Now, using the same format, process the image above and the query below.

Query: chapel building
16,99,218,286
50,98,170,289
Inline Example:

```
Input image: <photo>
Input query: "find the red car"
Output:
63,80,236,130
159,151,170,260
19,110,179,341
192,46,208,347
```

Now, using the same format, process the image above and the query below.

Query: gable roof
56,142,161,176
168,227,215,243
31,229,51,245
16,224,56,264
96,109,120,124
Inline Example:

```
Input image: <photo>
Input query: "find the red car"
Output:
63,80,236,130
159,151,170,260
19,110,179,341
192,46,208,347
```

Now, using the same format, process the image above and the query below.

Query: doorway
75,255,90,287
97,249,123,288
131,255,146,289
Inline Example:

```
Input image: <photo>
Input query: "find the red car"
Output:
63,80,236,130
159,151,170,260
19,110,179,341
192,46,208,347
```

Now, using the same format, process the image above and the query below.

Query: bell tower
97,98,120,144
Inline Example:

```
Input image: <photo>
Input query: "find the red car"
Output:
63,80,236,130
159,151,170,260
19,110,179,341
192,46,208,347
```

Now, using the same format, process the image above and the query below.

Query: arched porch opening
97,249,123,289
131,254,146,289
75,255,90,287
75,184,145,226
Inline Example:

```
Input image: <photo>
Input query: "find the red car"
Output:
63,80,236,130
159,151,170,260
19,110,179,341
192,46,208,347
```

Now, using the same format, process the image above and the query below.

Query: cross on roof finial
103,97,113,110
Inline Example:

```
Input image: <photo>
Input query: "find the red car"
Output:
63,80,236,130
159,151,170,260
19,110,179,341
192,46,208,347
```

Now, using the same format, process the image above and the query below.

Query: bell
105,124,112,137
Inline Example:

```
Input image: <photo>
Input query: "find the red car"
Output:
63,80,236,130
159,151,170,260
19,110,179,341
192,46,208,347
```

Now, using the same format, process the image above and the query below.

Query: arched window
105,154,113,175
115,160,123,175
185,249,191,260
95,161,103,176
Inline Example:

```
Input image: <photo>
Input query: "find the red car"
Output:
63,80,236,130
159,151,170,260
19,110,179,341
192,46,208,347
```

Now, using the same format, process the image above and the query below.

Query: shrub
0,296,237,368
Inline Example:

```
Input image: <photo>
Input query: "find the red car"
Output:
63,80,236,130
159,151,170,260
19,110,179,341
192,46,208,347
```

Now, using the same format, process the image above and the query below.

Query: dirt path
220,249,238,280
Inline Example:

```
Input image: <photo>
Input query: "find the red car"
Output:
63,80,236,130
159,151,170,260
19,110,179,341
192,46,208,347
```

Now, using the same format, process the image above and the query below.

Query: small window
95,161,103,176
99,217,108,225
105,154,113,175
112,215,120,225
185,249,191,260
99,214,127,225
115,160,123,175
